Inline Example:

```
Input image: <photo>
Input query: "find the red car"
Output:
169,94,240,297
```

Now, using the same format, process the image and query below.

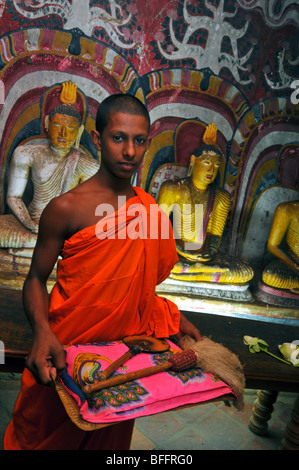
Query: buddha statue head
188,122,224,190
42,81,86,156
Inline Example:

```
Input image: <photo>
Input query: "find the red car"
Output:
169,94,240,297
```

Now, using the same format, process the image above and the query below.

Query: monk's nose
124,140,135,158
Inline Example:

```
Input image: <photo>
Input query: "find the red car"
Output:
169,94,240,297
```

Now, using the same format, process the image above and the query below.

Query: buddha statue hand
185,251,213,263
201,234,220,260
177,234,220,263
7,196,39,233
15,214,39,234
288,249,299,272
25,220,39,234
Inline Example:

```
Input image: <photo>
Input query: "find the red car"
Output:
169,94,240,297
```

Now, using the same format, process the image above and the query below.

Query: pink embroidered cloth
58,340,234,424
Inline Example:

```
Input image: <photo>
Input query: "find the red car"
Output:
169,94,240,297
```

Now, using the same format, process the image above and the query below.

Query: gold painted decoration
60,81,78,106
202,122,217,146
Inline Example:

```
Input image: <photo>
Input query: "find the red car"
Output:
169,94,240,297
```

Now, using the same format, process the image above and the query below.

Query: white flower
243,336,292,365
279,343,299,366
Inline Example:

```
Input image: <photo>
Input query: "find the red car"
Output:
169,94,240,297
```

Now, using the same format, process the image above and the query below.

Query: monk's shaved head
95,94,150,136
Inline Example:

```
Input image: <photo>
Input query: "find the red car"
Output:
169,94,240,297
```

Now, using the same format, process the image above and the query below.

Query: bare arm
178,313,201,341
157,181,182,217
194,190,230,261
6,147,39,232
23,198,70,384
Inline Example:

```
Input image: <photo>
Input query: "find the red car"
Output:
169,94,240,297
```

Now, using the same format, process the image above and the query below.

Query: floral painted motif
58,341,232,423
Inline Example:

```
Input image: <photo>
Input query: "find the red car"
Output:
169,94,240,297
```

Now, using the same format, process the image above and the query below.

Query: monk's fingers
24,332,65,384
25,356,54,385
179,314,202,342
51,348,67,377
49,367,57,382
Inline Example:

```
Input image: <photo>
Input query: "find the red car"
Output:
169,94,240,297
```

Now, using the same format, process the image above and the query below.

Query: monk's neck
94,169,134,199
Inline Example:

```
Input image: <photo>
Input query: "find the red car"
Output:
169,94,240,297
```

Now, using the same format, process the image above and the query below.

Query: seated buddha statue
262,200,299,293
0,81,99,251
157,122,254,284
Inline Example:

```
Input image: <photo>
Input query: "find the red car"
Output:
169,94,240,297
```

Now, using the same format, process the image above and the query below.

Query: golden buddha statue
0,81,99,251
157,123,253,284
262,201,299,293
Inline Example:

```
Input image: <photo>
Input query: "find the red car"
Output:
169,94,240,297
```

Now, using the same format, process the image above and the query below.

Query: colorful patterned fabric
58,340,234,425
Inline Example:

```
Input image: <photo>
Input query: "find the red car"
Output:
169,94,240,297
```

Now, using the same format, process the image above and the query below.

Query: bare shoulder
158,178,189,202
277,201,298,213
275,201,299,223
159,178,186,191
41,175,100,236
13,144,50,159
10,144,38,165
40,191,78,234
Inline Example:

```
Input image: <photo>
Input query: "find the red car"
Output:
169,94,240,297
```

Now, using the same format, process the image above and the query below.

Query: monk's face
192,152,221,186
49,113,80,155
92,111,151,180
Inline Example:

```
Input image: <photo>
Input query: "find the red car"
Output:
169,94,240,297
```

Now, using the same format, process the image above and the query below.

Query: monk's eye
113,135,124,142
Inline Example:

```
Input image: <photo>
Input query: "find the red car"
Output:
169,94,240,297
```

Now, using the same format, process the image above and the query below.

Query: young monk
4,94,201,450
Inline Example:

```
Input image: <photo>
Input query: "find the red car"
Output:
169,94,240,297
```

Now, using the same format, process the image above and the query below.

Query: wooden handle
96,350,133,381
83,361,171,394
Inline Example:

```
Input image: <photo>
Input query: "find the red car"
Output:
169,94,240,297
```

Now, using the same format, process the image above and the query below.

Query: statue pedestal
157,277,253,302
255,282,299,309
0,249,56,291
156,279,299,326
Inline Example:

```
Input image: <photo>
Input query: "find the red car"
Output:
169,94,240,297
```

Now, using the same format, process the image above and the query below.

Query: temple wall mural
0,0,298,313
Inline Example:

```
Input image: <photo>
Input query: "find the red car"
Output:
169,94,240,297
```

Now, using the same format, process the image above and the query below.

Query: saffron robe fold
4,187,180,450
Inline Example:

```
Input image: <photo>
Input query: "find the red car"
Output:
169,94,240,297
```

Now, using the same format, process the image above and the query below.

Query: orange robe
4,187,180,450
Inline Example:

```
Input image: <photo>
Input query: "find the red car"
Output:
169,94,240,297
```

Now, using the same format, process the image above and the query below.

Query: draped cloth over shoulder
4,188,180,450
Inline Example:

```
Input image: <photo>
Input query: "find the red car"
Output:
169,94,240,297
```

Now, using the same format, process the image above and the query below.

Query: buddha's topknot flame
60,81,77,105
203,122,217,145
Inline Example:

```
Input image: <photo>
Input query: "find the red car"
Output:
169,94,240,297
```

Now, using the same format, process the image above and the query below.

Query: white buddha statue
0,81,99,251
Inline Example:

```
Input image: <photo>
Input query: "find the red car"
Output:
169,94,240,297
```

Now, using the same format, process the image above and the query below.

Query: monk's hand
26,327,66,385
177,313,201,342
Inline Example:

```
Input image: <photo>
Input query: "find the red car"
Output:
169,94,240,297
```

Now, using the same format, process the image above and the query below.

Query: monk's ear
90,129,101,150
